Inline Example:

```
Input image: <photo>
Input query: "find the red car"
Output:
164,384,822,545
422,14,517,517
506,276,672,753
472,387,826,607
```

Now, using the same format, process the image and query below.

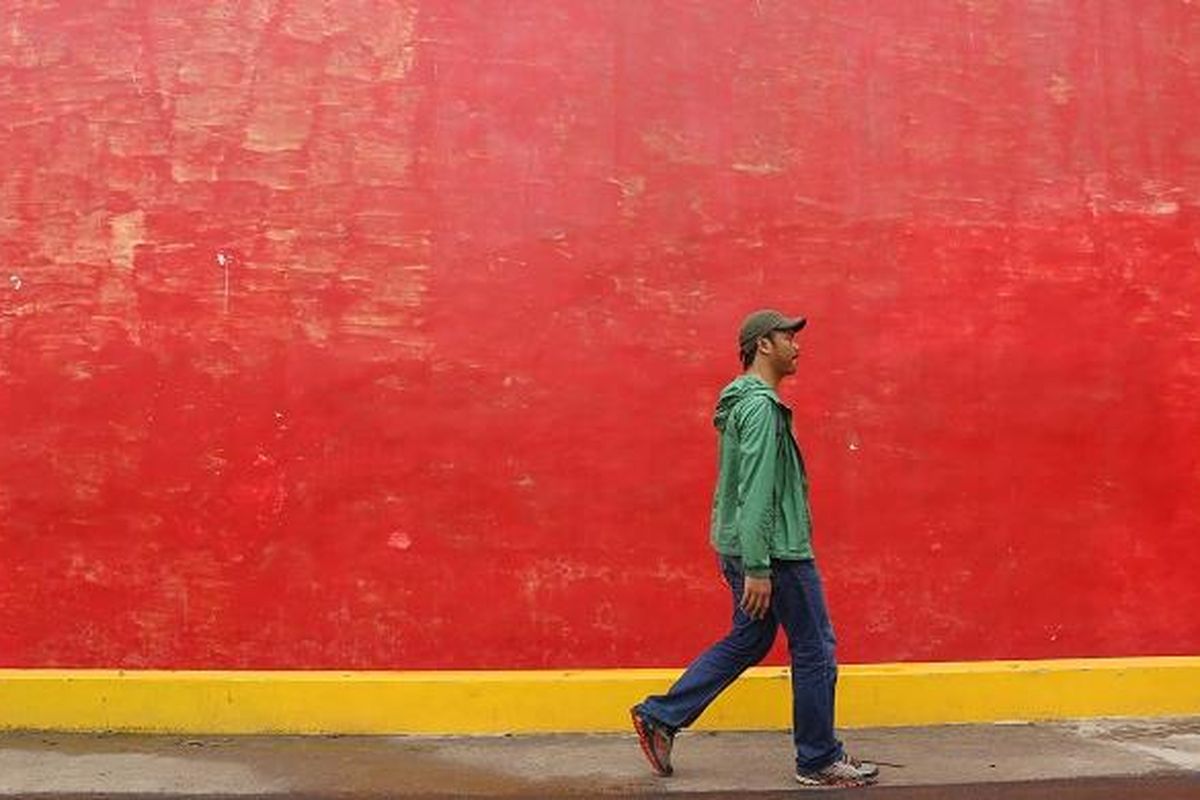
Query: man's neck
746,363,782,389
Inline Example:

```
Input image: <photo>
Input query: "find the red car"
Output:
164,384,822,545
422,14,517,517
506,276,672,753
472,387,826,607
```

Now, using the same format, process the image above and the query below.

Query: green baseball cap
738,309,807,350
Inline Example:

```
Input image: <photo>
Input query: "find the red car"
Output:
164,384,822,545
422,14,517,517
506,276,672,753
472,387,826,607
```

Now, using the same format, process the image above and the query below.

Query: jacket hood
713,374,778,432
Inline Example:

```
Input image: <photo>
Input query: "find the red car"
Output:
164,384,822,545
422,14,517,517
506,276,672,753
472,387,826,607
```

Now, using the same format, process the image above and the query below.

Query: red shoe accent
630,707,673,777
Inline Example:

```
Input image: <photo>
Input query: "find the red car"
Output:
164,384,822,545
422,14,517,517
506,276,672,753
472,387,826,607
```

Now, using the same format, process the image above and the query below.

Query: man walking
631,309,877,789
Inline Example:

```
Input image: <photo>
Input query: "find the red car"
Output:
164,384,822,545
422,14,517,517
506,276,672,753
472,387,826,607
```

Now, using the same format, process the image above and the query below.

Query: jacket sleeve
734,396,778,577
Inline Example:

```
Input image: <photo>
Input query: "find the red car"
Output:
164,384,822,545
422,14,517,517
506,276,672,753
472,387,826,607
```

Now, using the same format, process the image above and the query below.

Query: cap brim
777,316,807,332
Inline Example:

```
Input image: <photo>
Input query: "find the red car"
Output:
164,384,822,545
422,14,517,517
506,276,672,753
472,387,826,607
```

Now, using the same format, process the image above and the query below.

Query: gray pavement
0,717,1197,797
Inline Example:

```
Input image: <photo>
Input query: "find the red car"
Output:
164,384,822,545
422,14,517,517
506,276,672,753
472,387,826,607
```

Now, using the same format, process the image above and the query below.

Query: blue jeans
638,555,843,772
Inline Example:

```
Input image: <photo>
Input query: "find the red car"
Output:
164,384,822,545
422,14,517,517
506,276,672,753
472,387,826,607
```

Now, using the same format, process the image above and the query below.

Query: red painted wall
1,1,1198,670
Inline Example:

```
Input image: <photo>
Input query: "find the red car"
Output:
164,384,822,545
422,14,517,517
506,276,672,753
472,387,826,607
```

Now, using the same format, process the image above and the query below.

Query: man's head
738,309,807,376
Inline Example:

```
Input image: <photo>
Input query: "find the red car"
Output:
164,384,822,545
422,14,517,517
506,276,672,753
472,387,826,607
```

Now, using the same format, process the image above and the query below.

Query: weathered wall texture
1,1,1198,669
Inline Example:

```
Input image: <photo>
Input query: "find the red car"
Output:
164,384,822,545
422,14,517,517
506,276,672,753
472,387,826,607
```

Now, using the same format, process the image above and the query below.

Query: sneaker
630,705,674,776
795,756,877,788
840,752,879,779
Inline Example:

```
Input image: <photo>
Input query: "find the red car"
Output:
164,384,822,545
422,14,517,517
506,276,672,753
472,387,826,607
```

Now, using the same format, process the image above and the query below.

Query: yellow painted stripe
1,657,1197,734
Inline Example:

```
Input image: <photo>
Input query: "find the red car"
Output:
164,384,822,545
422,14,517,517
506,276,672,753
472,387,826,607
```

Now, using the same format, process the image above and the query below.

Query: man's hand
740,575,772,620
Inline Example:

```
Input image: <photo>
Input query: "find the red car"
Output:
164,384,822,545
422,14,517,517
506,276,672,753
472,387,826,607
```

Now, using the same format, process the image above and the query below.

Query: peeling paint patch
732,162,785,175
1047,73,1073,105
110,211,146,270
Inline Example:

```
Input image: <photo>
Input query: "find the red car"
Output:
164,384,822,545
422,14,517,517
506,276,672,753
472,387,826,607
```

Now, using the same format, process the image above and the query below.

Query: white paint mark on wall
732,162,784,175
8,275,20,291
1047,73,1073,105
387,531,412,550
215,250,235,313
110,210,146,269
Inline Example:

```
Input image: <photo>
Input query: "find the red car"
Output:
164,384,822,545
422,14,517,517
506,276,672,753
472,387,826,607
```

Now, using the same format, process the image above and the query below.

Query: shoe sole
795,772,877,789
630,708,672,777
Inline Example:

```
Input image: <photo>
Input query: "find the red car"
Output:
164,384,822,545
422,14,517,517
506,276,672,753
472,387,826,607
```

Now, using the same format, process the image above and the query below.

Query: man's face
763,329,799,375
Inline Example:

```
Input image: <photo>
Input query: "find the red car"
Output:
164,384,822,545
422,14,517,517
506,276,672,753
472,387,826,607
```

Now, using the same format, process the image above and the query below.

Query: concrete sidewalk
0,718,1197,797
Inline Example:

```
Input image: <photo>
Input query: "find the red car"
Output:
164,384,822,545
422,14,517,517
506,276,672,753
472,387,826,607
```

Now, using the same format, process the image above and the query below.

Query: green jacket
709,374,814,576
